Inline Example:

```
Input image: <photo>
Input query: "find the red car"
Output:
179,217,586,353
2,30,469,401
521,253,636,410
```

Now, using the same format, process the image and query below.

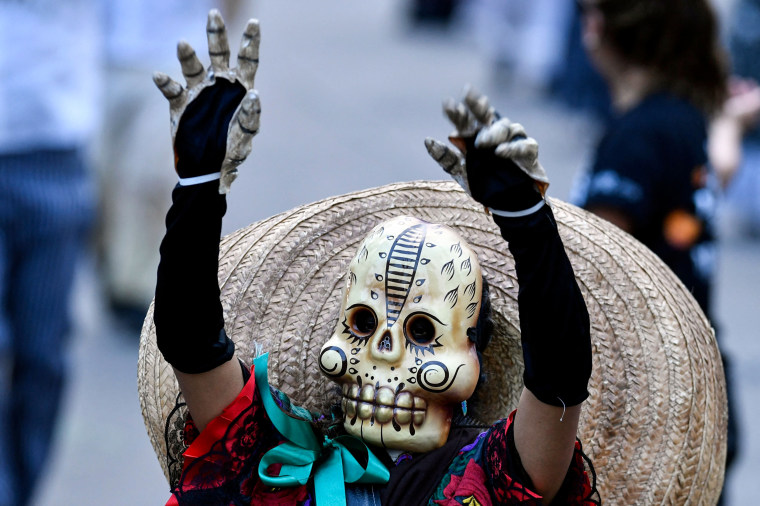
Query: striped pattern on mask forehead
385,224,426,328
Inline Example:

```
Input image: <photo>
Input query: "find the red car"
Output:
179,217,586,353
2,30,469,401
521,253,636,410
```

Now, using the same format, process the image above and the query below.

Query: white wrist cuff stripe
178,172,221,186
489,199,545,218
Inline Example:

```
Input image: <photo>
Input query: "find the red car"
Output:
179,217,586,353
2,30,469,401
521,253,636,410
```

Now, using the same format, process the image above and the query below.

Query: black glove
173,79,247,180
155,80,241,373
462,135,543,212
427,88,591,407
494,207,592,407
152,10,261,373
154,182,234,374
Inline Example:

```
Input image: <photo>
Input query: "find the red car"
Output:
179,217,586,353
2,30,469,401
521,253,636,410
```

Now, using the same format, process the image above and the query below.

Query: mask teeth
342,383,427,427
385,224,426,327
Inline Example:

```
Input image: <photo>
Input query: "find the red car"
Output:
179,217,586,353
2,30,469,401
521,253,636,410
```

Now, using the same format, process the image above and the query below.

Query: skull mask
319,216,482,452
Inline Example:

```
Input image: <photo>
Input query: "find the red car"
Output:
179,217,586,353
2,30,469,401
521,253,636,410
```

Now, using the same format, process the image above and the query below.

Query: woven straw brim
138,180,726,503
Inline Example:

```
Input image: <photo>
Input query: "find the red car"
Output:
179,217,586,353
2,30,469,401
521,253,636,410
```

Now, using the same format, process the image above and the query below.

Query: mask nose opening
378,330,392,352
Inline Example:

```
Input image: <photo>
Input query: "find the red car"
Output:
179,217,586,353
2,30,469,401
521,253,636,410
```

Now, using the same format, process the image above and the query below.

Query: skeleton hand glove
154,11,261,374
154,10,261,193
427,88,591,408
425,86,549,214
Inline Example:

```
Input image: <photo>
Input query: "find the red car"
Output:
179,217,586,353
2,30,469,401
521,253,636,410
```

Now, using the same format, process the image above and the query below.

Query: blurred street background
17,0,759,503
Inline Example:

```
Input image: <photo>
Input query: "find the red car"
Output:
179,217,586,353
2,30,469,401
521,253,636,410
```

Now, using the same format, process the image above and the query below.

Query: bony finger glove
154,10,261,193
428,87,549,213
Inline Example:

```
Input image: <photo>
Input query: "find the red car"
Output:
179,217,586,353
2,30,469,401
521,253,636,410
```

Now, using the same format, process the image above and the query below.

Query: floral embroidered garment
166,363,600,505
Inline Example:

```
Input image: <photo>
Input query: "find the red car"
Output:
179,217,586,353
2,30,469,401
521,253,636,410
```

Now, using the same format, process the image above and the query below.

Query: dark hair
467,276,494,355
595,0,728,114
466,276,494,393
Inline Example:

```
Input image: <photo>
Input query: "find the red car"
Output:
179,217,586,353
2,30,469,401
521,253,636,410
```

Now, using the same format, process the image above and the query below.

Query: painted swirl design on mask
318,346,348,378
417,361,465,393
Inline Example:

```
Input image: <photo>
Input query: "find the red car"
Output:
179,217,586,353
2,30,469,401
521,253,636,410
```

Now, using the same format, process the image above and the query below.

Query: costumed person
150,10,599,505
570,1,738,501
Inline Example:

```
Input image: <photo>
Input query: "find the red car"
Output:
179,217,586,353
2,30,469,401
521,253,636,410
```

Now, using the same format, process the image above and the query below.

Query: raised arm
152,10,261,431
708,76,760,188
426,88,592,503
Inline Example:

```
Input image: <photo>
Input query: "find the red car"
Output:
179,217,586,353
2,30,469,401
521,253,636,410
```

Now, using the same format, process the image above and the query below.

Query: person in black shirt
572,0,738,502
576,94,715,313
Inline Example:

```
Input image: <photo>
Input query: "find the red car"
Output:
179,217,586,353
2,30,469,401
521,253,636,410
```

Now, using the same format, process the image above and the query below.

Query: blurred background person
551,3,612,121
461,0,574,90
0,0,100,504
710,0,760,238
570,0,739,502
96,0,245,333
709,76,760,206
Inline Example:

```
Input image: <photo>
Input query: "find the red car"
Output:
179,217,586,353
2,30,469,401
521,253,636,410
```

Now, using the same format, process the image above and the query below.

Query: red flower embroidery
239,431,256,450
183,419,199,447
434,460,493,506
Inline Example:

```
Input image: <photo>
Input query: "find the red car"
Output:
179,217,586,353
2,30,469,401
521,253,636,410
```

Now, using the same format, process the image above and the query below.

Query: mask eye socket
404,313,436,345
347,305,377,339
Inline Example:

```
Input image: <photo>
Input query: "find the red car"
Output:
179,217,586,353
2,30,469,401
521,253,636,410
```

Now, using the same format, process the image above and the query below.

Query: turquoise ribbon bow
254,354,390,506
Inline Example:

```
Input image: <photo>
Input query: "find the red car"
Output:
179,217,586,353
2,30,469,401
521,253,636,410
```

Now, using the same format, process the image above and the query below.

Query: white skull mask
319,216,482,452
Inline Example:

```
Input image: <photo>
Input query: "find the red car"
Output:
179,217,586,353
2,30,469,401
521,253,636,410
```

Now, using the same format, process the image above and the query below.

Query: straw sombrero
138,180,726,504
